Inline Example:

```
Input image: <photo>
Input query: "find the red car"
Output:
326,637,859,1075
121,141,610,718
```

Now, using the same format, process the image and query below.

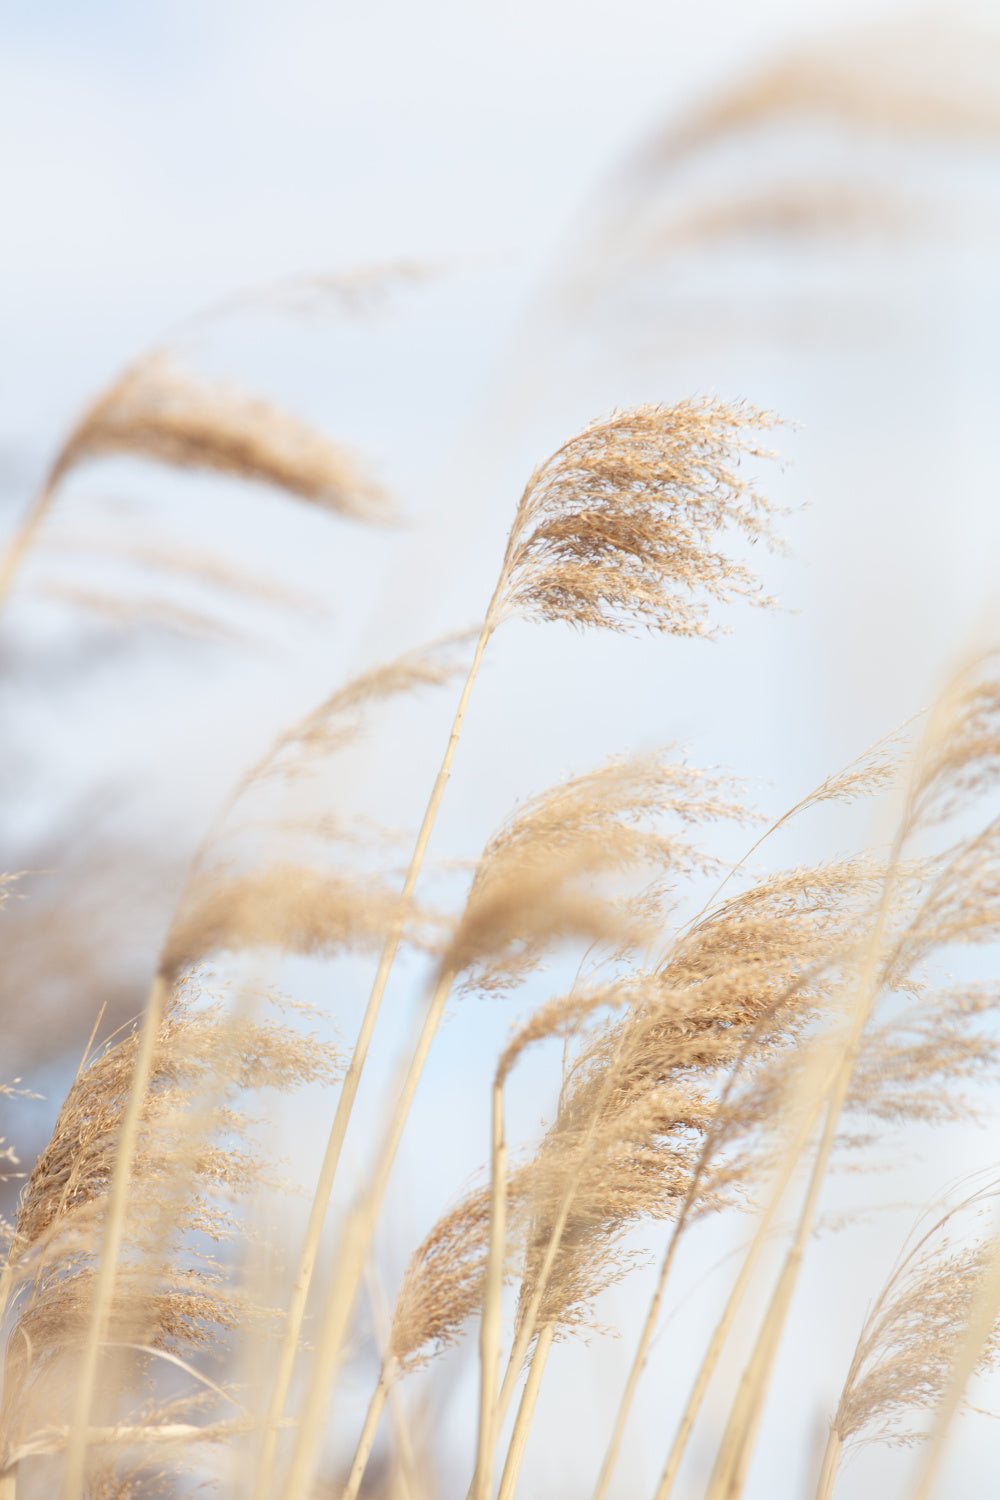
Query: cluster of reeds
3,16,1000,1499
2,322,1000,1500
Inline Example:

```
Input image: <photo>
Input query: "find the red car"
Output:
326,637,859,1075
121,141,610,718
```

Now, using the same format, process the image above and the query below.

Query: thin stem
342,1366,392,1500
593,1227,682,1500
472,1080,508,1500
704,849,905,1500
59,972,168,1500
705,1096,837,1500
11,1415,276,1469
813,1428,842,1500
496,1321,555,1500
651,1072,830,1500
256,618,493,1499
0,477,57,612
494,1018,633,1432
280,965,458,1500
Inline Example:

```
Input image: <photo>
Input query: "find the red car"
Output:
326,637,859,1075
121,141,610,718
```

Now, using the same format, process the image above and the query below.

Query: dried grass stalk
0,977,339,1495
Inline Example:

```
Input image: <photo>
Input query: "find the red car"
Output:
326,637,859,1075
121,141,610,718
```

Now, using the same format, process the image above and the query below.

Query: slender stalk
593,1228,683,1500
11,1415,275,1468
59,972,168,1500
280,965,458,1500
705,1092,838,1500
705,856,904,1500
496,1321,555,1500
256,618,493,1498
652,1080,829,1500
342,1365,392,1500
472,1080,508,1500
494,1020,633,1432
0,477,57,612
813,1428,842,1500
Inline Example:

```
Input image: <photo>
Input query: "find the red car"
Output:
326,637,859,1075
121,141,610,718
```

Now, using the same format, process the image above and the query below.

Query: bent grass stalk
0,479,58,613
587,738,908,1500
650,1073,829,1500
360,1256,423,1500
472,1079,508,1500
484,1012,643,1495
590,800,868,1500
254,620,494,1500
58,972,169,1500
909,1209,1000,1500
593,999,813,1500
342,1363,393,1500
496,1320,555,1500
268,393,749,1492
704,852,907,1500
280,963,459,1500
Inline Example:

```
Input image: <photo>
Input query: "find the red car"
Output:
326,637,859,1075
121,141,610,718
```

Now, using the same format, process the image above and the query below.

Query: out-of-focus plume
0,976,340,1485
47,355,391,523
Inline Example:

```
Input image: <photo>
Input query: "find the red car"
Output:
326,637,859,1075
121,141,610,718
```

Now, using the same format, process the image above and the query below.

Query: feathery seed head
493,400,783,638
49,354,392,523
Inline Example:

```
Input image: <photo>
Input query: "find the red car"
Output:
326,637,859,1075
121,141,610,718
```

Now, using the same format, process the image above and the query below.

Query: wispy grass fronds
450,753,749,995
288,740,739,1500
700,657,1000,1500
29,579,261,648
511,857,874,1342
815,1183,1000,1499
647,13,1000,174
648,185,917,259
47,355,391,522
906,652,1000,827
0,977,340,1491
266,398,783,1500
160,863,436,982
493,401,781,638
158,641,465,985
847,983,1000,1129
390,1178,528,1379
0,351,391,612
230,637,471,802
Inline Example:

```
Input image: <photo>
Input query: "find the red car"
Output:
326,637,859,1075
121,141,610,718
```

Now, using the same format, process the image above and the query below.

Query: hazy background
3,1,1000,1495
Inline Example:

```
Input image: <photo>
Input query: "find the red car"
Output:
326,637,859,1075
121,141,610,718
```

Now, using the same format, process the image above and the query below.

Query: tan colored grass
0,351,391,613
0,975,339,1494
495,400,782,639
265,396,783,1500
655,14,1000,168
815,1183,1000,1499
47,354,391,521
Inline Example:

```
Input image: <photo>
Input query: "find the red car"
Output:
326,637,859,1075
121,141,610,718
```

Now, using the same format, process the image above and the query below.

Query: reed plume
815,1183,1000,1499
494,400,780,637
0,351,390,610
0,976,340,1492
